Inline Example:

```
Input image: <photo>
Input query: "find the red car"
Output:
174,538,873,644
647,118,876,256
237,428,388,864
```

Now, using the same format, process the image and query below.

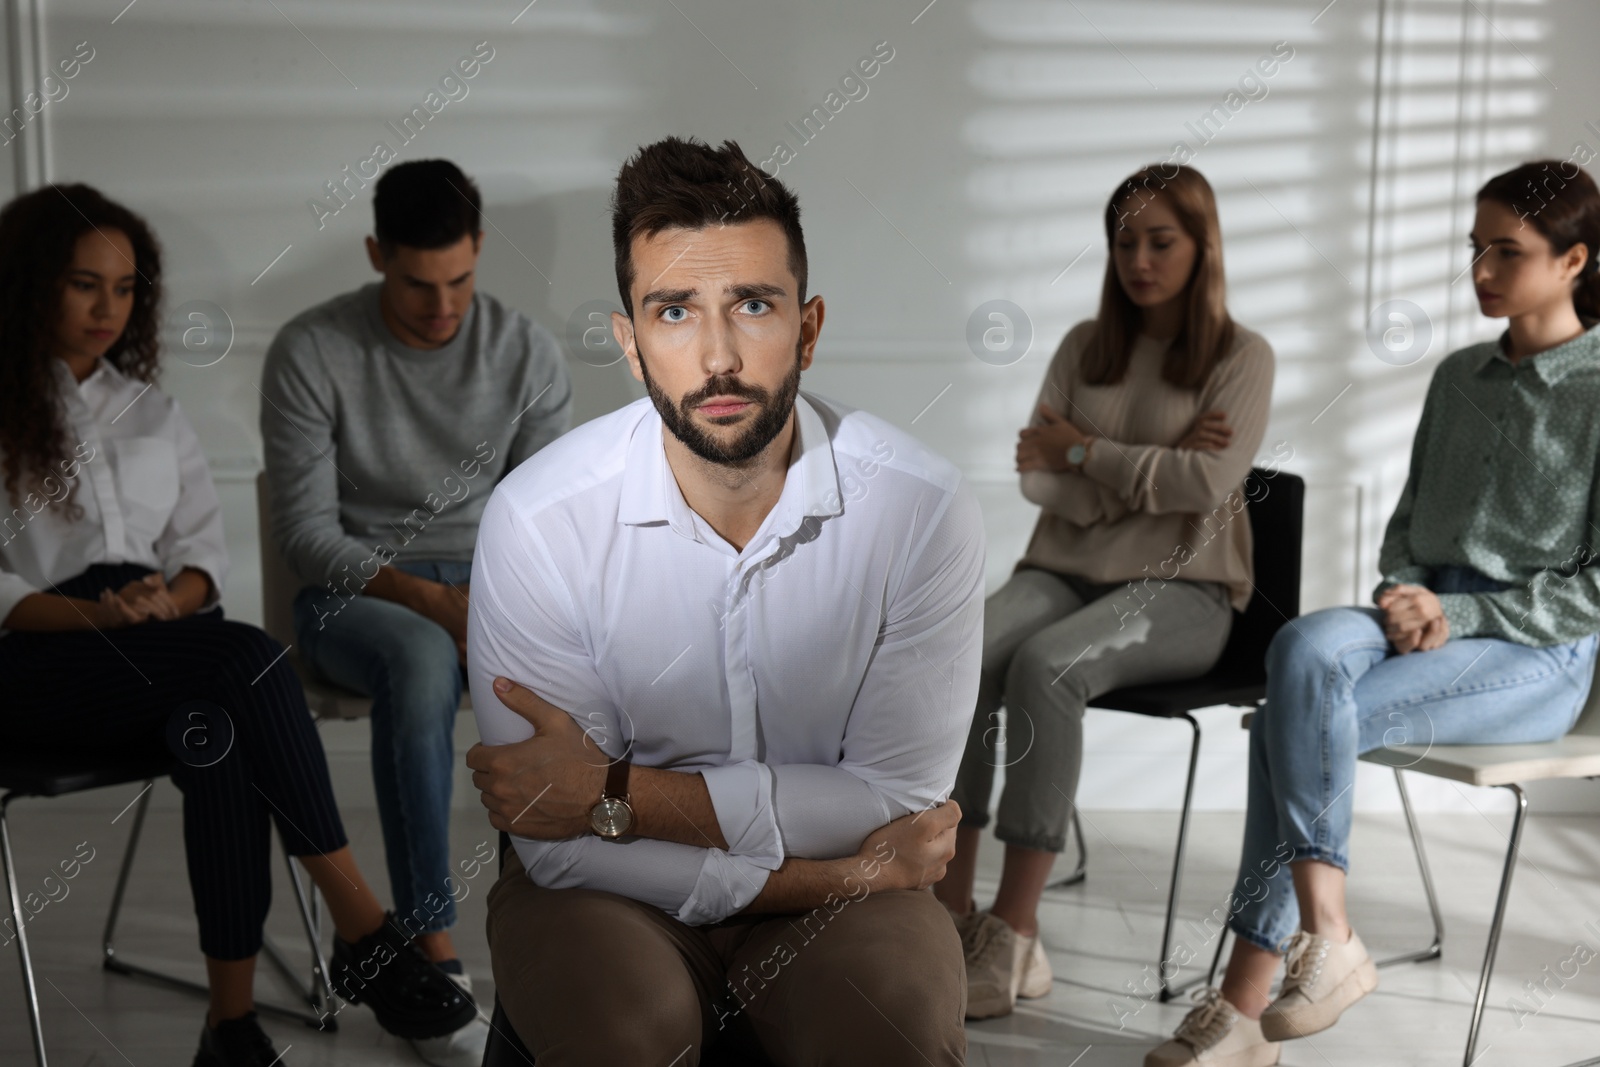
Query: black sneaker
191,1012,284,1067
330,911,478,1040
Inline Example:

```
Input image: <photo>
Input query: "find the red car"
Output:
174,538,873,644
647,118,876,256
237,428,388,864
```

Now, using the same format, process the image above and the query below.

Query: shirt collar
1474,323,1600,385
617,392,844,542
51,356,121,396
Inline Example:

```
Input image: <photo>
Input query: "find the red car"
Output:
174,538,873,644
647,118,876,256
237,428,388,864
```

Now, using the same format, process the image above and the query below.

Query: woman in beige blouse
935,164,1276,1018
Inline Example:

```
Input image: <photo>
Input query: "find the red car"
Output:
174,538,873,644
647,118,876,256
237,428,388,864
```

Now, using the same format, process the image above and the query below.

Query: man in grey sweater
259,159,571,1066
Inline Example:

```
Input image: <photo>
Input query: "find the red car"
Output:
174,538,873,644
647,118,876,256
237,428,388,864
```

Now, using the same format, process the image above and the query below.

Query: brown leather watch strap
603,756,632,799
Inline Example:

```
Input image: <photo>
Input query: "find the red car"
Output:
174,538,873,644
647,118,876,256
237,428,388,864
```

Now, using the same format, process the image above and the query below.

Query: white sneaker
1259,927,1378,1041
963,911,1052,1019
1018,934,1052,999
1145,988,1280,1067
411,971,489,1067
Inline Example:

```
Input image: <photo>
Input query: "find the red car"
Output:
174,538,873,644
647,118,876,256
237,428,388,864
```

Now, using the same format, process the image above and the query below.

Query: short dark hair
610,136,806,317
372,159,481,251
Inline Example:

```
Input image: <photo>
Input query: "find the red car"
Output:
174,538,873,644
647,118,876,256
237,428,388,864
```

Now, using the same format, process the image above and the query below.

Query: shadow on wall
474,189,646,427
958,0,1553,603
230,184,643,429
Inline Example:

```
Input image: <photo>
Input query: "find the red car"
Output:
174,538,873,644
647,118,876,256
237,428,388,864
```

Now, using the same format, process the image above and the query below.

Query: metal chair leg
2,793,49,1067
1205,924,1230,991
280,843,337,1024
99,780,337,1028
1461,784,1526,1067
101,780,154,972
1378,766,1444,968
1159,713,1205,1003
1046,807,1087,889
101,779,215,1001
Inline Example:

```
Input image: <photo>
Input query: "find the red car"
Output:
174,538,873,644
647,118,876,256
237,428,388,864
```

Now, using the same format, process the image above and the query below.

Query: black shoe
192,1012,284,1067
330,911,478,1040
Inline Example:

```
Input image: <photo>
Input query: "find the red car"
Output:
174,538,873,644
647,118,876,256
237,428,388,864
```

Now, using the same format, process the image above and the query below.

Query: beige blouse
1015,319,1276,612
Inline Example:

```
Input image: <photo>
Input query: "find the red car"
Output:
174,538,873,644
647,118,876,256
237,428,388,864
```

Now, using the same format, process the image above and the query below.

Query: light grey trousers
949,566,1234,852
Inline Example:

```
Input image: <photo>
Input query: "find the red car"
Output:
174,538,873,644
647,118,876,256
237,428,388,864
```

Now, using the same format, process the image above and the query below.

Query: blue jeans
293,559,470,936
1229,566,1599,953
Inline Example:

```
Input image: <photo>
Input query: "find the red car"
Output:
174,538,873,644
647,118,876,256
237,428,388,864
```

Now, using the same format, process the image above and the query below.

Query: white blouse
0,358,228,632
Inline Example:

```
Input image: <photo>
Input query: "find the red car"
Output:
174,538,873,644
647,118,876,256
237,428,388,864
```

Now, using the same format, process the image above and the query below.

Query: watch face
590,797,633,838
1067,443,1086,464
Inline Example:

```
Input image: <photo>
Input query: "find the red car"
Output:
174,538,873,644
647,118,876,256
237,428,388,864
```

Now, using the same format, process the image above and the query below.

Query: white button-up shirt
0,359,228,631
467,391,984,924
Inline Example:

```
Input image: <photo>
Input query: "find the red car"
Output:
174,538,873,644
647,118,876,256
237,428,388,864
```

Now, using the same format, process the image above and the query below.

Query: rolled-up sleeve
154,402,228,609
1078,336,1274,515
760,478,986,860
467,490,776,923
698,759,782,864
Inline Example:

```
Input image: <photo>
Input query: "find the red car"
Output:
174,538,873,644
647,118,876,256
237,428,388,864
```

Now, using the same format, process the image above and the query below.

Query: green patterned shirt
1375,323,1600,647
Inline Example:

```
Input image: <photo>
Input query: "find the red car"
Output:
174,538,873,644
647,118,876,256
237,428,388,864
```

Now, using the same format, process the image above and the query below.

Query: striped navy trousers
0,563,347,959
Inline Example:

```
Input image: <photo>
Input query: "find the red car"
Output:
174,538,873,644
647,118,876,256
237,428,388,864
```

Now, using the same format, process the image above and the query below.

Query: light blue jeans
293,559,470,936
1230,566,1599,953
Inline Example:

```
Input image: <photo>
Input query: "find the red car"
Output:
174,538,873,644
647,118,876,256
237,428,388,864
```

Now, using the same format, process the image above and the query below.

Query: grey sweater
260,282,572,590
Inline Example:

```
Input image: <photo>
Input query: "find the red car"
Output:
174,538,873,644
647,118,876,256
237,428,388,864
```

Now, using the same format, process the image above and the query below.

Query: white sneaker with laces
1259,927,1377,1041
1145,988,1280,1067
1018,935,1052,999
410,971,490,1067
962,911,1052,1019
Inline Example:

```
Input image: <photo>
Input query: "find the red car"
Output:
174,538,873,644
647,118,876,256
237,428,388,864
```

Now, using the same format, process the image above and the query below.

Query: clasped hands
1378,583,1449,653
467,678,963,892
95,572,182,628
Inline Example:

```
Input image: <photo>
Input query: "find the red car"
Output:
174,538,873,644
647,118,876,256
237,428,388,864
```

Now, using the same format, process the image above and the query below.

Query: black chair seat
1093,674,1267,717
0,749,174,799
1041,468,1303,1004
4,746,337,1066
1088,467,1303,722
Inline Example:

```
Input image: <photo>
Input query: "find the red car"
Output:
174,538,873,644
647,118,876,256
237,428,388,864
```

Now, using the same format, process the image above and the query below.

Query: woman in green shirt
1149,159,1600,1067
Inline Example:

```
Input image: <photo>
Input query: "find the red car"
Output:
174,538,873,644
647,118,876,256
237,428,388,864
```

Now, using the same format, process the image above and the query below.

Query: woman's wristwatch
1066,437,1095,470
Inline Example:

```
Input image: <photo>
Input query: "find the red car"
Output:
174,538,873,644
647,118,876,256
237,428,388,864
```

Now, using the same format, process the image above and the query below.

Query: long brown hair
0,183,164,511
1477,159,1600,324
1081,164,1235,389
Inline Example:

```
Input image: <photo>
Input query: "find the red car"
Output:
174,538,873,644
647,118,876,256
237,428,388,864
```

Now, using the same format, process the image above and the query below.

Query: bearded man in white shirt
465,136,984,1066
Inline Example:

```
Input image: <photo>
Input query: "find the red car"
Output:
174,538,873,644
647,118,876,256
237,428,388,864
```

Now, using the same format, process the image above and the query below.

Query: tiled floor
3,785,1598,1066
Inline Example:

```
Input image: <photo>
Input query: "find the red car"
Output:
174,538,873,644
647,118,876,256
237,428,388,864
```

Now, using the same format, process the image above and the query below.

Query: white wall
12,0,1600,811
